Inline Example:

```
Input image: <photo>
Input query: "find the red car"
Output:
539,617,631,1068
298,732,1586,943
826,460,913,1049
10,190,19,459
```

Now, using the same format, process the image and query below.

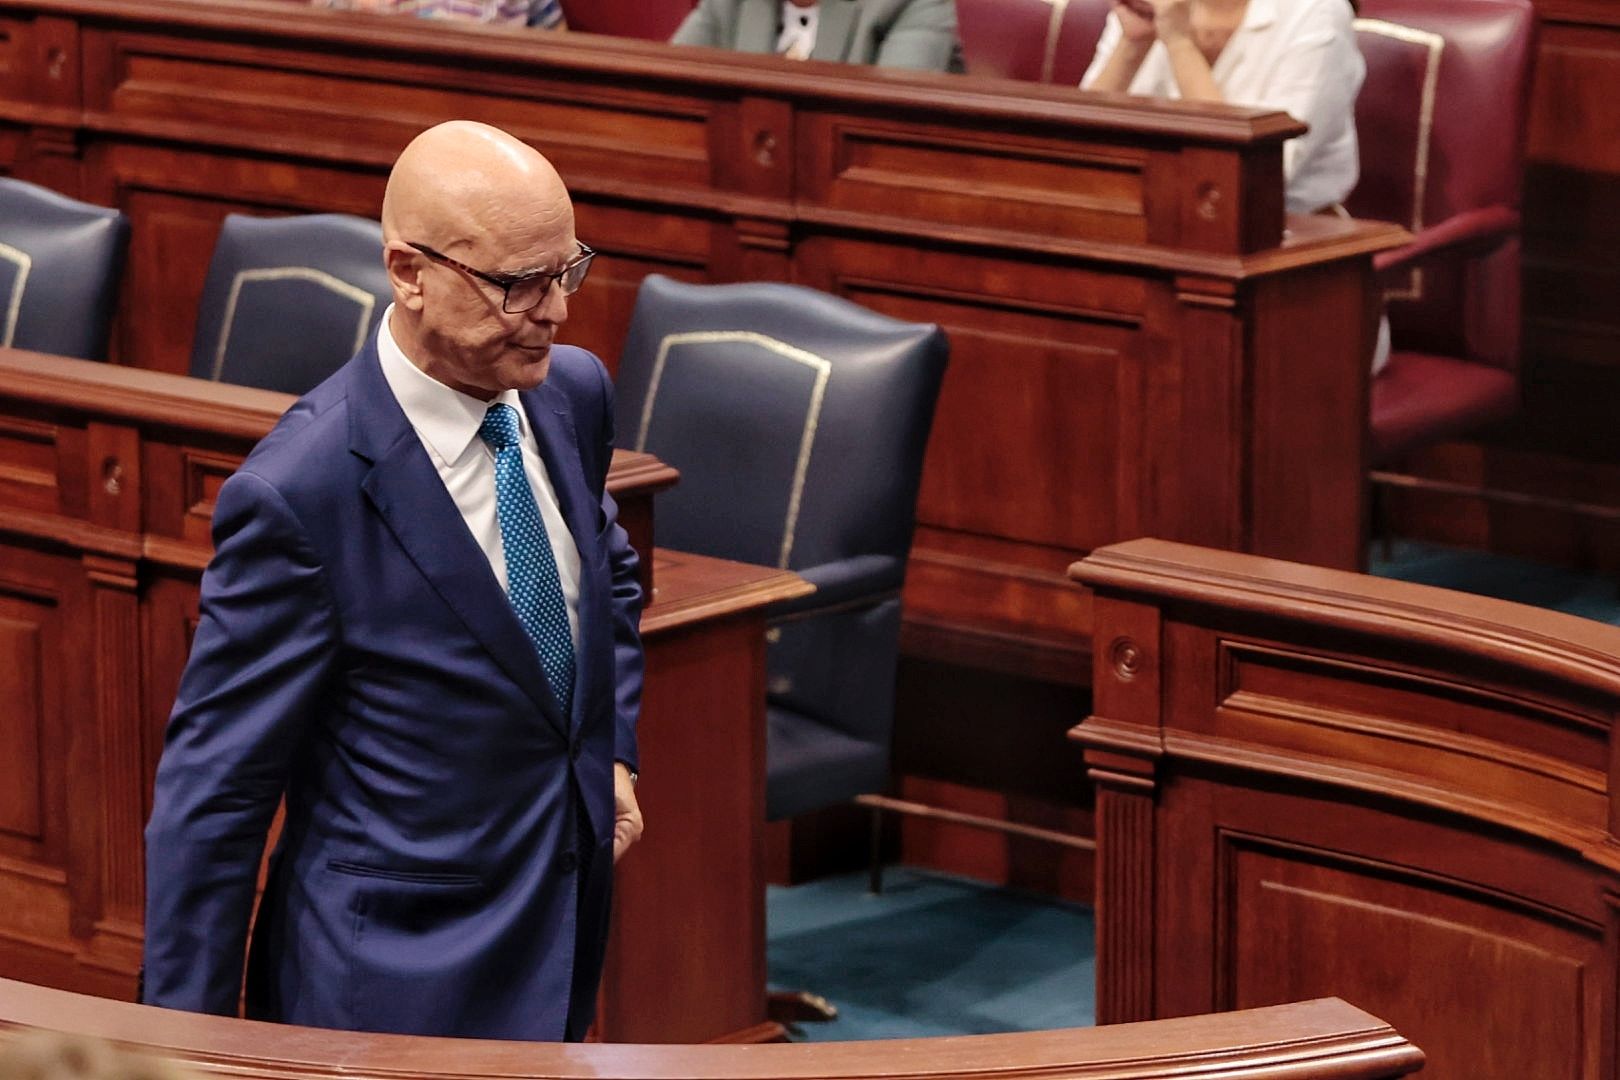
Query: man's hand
612,762,643,862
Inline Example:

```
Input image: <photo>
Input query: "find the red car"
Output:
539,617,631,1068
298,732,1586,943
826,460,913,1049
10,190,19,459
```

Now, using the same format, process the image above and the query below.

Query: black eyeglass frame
406,240,595,313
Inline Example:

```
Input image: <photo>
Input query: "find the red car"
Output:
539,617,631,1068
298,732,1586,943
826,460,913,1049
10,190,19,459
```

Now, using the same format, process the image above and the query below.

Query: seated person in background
1083,0,1389,372
313,0,565,28
672,0,963,71
1082,0,1362,216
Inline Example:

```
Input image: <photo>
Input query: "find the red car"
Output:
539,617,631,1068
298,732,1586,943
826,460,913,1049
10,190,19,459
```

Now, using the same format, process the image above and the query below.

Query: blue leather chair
0,178,129,360
615,275,949,827
190,213,392,394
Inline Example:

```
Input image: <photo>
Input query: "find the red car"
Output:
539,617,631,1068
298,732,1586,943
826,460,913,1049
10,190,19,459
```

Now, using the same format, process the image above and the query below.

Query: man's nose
529,281,568,325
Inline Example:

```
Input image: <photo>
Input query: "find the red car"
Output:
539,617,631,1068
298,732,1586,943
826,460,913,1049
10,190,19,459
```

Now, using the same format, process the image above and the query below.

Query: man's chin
507,347,552,387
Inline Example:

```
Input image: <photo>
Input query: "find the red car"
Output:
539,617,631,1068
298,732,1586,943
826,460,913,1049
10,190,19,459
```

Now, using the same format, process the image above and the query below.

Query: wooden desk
0,0,1403,882
0,348,809,1043
1073,538,1620,1079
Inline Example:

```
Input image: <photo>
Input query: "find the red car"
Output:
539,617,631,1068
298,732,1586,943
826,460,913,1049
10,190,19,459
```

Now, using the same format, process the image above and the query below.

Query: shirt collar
376,304,527,466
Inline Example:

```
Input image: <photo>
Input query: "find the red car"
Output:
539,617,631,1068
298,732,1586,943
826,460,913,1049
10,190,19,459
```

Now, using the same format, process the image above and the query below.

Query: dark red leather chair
957,0,1112,83
1348,0,1537,465
957,0,1064,81
559,0,694,40
1052,0,1113,83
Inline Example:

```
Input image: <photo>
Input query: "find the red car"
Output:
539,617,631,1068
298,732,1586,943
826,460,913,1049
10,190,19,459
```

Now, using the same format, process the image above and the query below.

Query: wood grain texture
0,979,1426,1080
1075,538,1620,1079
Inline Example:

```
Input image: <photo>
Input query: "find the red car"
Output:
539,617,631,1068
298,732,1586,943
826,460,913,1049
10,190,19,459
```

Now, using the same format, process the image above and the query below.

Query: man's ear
384,244,425,311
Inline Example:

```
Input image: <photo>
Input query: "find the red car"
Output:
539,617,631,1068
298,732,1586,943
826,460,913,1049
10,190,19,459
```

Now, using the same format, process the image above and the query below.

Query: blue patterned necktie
478,402,575,717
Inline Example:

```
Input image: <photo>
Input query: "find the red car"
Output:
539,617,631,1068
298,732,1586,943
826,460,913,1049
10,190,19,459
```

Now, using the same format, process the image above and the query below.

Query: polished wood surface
0,347,806,1043
610,549,811,1044
0,980,1425,1080
1073,537,1620,1079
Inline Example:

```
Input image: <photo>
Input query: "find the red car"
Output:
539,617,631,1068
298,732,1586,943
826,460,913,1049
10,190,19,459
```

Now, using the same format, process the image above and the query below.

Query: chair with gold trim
0,178,129,361
189,213,392,395
957,0,1065,80
956,0,1111,83
1053,0,1113,83
615,275,948,843
1349,0,1537,466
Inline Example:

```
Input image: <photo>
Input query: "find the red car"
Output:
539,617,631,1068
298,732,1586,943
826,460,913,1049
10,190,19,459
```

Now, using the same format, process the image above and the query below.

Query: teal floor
765,540,1619,1041
1369,539,1620,625
767,868,1095,1041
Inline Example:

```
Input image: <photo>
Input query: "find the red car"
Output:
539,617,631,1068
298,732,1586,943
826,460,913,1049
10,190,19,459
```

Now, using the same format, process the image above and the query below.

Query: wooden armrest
1373,205,1520,276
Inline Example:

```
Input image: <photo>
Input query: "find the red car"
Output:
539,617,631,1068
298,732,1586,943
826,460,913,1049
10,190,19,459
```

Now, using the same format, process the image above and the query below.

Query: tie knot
479,402,522,451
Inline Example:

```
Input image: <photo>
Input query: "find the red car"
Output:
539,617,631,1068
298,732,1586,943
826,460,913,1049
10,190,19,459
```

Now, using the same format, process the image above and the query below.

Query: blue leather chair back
0,178,129,360
189,213,391,394
616,275,949,819
618,276,947,574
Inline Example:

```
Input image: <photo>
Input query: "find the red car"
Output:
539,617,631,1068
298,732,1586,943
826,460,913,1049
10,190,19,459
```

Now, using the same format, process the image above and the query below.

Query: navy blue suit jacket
142,340,644,1040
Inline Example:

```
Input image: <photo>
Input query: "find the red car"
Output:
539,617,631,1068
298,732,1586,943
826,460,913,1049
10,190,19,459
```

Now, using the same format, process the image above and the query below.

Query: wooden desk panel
1073,538,1620,1079
0,349,806,1044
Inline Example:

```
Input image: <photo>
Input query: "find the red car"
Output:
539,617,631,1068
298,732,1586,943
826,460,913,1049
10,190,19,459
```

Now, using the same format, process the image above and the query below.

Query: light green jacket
672,0,963,72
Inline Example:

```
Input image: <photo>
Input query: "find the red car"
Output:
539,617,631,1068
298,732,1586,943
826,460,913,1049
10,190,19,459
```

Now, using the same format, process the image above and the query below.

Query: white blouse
1082,0,1364,215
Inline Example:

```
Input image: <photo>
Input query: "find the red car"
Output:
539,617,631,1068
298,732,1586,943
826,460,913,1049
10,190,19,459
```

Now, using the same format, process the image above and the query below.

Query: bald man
142,122,645,1042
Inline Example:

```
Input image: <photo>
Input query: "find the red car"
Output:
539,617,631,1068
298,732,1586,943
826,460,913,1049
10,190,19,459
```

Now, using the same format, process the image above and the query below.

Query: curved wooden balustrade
0,980,1422,1080
1073,537,1620,1080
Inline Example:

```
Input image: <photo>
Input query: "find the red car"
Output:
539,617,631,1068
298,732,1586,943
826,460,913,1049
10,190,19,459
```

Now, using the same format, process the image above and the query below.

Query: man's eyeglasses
407,241,595,314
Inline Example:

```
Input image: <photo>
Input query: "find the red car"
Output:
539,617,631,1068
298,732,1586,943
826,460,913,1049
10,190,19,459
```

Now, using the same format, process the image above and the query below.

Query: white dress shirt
376,306,581,647
777,0,820,58
1083,0,1364,215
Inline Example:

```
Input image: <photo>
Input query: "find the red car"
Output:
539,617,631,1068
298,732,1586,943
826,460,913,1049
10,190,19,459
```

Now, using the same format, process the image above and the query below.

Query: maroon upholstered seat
957,0,1065,81
559,0,694,40
1052,0,1114,83
957,0,1113,82
1349,0,1537,464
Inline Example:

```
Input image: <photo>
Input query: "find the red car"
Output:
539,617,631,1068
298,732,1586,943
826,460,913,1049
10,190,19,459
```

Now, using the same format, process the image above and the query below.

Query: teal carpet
765,541,1617,1043
767,868,1095,1041
1369,540,1620,625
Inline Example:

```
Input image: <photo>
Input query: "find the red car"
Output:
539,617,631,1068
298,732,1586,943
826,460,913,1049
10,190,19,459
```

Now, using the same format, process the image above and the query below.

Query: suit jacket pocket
326,859,481,887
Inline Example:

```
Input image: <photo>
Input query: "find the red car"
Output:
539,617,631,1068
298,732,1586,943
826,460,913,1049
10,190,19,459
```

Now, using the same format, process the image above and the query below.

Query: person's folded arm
1082,11,1156,93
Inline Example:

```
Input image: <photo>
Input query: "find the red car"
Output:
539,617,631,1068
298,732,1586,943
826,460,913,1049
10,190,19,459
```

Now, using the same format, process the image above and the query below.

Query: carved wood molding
1095,786,1156,1023
1074,539,1620,696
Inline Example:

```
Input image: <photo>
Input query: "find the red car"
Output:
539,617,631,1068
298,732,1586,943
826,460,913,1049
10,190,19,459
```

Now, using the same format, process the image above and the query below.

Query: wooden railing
1074,536,1620,1078
0,980,1425,1080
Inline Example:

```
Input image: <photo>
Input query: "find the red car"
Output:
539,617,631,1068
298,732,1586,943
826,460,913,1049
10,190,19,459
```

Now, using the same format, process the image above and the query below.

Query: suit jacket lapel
811,0,859,61
347,345,570,737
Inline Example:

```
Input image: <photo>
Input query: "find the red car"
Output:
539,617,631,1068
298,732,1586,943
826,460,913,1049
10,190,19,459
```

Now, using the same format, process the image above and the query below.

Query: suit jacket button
558,851,578,874
570,736,583,761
